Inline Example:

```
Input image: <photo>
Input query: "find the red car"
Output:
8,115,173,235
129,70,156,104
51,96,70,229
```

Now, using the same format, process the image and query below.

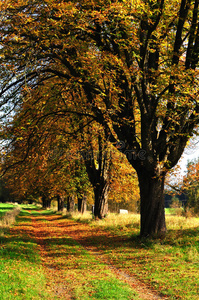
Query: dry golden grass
0,206,21,230
70,211,199,232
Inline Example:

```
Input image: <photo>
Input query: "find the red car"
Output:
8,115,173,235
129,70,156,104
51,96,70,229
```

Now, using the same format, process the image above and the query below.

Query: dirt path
30,216,73,299
29,214,168,300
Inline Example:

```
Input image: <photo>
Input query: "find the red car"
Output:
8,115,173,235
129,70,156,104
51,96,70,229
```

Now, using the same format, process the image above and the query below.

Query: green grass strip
0,209,54,300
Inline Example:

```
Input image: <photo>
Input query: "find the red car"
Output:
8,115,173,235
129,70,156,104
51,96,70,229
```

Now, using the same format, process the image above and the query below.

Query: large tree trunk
137,170,166,238
94,181,109,219
42,196,51,209
67,195,75,212
57,195,64,212
46,199,51,209
78,195,87,214
78,197,82,212
81,133,111,220
42,195,47,209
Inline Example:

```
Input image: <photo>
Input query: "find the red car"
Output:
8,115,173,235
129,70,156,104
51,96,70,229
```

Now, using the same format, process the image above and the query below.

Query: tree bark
94,181,109,219
57,195,64,212
82,134,110,220
67,195,75,212
42,195,47,209
78,195,87,214
78,197,82,212
47,199,51,208
137,170,166,238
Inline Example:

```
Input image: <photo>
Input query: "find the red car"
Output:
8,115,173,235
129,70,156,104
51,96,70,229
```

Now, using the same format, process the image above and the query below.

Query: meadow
0,204,198,299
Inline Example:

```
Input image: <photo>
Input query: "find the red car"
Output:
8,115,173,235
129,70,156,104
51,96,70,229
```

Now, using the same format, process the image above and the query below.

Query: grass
55,238,139,300
0,203,17,220
89,279,136,300
0,206,140,300
1,205,199,299
0,203,21,234
70,211,199,300
38,215,140,300
0,249,49,300
0,207,55,300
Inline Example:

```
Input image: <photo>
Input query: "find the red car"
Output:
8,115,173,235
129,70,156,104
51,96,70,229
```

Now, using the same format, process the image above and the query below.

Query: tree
81,131,110,219
1,74,130,219
1,99,91,208
183,158,199,214
108,147,140,213
1,0,199,237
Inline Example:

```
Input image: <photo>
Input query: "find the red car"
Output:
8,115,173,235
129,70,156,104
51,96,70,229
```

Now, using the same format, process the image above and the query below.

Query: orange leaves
183,159,199,189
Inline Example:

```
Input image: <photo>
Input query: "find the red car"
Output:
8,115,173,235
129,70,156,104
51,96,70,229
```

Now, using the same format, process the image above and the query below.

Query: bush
170,197,183,216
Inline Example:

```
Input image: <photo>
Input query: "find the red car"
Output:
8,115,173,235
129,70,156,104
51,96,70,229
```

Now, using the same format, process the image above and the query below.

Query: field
0,204,199,299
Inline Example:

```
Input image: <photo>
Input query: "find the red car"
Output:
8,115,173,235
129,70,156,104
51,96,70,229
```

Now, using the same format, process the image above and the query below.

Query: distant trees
183,158,199,214
1,82,139,213
165,156,199,215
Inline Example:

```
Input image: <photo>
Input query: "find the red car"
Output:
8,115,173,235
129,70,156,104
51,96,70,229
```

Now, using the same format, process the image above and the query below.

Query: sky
178,138,199,175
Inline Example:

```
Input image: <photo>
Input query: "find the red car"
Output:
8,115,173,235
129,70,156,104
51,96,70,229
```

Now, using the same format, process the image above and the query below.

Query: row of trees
0,0,199,237
1,87,139,216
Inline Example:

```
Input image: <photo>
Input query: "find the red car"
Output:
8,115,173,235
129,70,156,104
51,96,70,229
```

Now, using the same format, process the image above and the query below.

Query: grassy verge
70,212,199,300
0,203,21,234
0,203,17,220
0,207,55,300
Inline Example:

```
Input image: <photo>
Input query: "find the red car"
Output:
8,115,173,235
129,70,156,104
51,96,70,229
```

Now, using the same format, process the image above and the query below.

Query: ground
10,212,168,299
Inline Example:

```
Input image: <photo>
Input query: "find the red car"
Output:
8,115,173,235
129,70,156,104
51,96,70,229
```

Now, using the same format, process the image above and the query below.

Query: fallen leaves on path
20,213,168,300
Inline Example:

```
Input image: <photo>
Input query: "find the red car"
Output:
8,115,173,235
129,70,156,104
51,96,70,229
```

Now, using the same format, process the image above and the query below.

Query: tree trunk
81,195,87,214
78,197,82,212
137,170,166,238
67,195,75,212
42,195,47,209
46,199,51,209
57,195,64,212
94,181,109,219
78,195,87,214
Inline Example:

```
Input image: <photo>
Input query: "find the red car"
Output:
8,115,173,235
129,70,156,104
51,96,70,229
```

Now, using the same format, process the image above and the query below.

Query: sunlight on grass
1,206,199,300
70,211,199,299
42,216,140,300
71,211,199,232
166,215,199,230
0,208,55,300
90,279,137,300
71,211,140,235
0,204,21,231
